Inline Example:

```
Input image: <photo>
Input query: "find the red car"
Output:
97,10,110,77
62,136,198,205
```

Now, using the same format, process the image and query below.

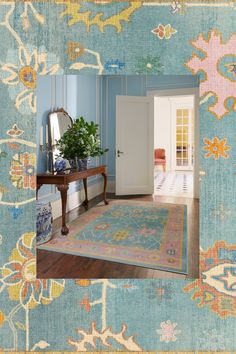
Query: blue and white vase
77,157,90,170
68,157,90,170
36,201,53,245
54,157,67,172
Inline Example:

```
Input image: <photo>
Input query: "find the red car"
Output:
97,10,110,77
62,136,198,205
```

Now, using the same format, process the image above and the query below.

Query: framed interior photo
36,74,199,280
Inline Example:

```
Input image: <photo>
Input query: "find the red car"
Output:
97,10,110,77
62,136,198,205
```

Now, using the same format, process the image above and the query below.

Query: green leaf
56,116,109,160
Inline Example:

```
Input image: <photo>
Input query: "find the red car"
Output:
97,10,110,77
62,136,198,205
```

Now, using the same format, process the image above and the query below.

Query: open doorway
151,88,199,199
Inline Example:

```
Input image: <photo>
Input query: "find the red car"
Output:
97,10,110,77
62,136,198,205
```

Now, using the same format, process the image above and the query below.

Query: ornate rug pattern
38,200,188,274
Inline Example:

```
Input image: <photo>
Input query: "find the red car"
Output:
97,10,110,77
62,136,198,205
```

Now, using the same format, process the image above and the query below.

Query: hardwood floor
37,193,199,279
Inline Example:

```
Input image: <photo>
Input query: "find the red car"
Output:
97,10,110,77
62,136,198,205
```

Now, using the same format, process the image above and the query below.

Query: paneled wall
36,75,102,208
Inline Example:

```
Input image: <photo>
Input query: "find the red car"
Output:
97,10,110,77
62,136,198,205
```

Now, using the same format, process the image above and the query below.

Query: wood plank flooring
37,193,199,279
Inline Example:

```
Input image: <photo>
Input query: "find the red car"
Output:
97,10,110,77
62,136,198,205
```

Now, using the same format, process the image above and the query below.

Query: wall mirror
48,108,73,166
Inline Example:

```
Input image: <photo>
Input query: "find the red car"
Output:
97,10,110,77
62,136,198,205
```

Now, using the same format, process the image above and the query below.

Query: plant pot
68,158,77,170
77,158,88,170
68,157,90,170
54,157,67,172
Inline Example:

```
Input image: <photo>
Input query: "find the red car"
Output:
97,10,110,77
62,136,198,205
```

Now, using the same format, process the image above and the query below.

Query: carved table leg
101,172,109,205
57,184,69,235
36,184,42,200
82,178,89,209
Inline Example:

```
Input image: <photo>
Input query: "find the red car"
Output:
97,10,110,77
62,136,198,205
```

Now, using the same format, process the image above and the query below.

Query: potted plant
56,117,108,170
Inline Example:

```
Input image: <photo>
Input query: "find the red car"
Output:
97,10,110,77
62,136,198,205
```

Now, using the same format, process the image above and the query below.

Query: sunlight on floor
154,169,193,198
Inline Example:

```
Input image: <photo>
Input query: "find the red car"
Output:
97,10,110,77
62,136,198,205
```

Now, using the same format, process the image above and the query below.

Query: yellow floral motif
1,46,61,113
113,230,130,241
57,1,142,32
0,232,65,309
19,65,37,89
132,209,142,213
94,223,110,231
111,210,124,217
203,137,230,159
0,311,5,327
76,279,91,287
67,41,85,61
0,184,8,199
130,209,144,218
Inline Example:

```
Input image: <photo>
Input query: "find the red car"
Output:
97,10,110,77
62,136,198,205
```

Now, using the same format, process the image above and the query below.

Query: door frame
147,87,199,199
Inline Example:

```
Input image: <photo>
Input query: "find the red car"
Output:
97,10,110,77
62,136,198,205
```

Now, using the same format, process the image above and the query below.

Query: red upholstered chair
154,148,166,172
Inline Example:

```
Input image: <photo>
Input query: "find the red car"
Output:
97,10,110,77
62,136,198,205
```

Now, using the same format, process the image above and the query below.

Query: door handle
117,149,124,157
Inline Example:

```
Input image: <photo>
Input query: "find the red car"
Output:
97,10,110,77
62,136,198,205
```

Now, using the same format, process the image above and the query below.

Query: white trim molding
50,180,104,220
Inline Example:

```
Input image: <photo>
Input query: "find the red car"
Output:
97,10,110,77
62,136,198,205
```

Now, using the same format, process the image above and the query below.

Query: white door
116,96,154,195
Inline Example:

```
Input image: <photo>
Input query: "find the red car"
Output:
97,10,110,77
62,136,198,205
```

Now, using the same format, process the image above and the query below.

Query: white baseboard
107,179,115,193
39,178,115,220
50,180,104,220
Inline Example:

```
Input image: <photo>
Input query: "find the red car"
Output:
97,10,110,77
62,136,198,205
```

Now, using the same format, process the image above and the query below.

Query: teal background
0,1,236,351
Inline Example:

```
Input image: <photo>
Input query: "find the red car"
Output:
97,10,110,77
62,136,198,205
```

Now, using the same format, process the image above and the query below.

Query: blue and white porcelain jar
54,157,67,172
36,201,53,245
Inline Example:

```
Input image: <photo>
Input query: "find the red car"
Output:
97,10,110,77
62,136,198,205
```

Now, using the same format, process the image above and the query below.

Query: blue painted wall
36,75,101,201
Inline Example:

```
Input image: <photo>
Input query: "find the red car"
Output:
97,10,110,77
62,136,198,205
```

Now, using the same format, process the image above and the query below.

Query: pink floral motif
156,320,181,343
185,30,236,120
138,228,156,237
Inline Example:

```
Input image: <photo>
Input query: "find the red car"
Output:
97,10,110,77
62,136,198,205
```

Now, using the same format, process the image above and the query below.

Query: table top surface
37,165,106,178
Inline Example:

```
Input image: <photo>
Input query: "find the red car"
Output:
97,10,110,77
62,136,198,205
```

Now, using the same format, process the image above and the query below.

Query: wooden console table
37,165,108,235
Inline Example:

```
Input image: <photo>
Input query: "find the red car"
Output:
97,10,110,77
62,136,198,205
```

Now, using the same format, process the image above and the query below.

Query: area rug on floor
38,200,188,274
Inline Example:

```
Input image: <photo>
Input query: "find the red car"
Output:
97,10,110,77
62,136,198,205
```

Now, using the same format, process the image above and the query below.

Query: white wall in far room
154,97,172,171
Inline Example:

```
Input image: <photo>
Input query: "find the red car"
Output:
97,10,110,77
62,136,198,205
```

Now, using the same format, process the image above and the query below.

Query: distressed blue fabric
0,1,236,351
